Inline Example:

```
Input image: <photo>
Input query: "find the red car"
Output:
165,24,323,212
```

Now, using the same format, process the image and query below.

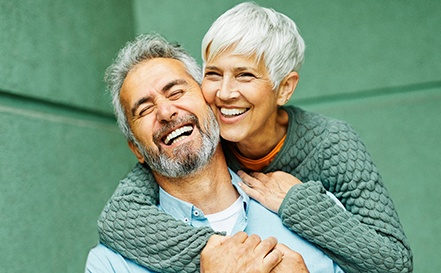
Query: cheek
201,81,217,103
130,119,154,144
209,104,219,117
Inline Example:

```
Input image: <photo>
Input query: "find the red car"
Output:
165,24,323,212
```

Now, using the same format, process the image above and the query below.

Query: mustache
152,114,199,145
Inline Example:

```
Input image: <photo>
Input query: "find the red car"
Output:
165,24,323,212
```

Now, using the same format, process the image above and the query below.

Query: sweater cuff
278,181,325,217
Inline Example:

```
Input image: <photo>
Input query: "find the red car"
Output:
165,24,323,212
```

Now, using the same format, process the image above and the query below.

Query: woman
98,2,412,272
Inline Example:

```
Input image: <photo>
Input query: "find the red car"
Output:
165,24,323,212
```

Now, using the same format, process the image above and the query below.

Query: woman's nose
216,79,240,100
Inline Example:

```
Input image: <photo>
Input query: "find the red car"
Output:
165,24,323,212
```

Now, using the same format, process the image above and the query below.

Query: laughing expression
120,58,214,168
202,48,280,144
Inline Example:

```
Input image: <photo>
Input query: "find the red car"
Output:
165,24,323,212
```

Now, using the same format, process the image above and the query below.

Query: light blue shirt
86,169,344,273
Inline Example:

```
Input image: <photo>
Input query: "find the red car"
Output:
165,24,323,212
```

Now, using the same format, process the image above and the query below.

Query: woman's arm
279,123,413,273
97,163,214,273
237,119,412,272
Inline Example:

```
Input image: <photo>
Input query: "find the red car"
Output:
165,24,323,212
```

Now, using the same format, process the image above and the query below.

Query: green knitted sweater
98,106,413,273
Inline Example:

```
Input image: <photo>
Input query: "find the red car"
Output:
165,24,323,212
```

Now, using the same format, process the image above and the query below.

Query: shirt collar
158,168,250,224
230,169,250,212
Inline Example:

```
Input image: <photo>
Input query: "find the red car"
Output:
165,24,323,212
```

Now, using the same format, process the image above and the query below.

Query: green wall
0,1,136,272
1,0,440,272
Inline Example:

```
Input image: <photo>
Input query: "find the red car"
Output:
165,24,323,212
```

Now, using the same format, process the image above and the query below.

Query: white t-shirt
205,196,244,235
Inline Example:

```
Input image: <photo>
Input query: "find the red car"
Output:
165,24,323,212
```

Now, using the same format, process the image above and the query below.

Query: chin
221,130,246,143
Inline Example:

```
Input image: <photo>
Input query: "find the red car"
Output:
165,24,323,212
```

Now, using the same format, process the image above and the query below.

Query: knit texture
98,106,412,273
98,163,215,272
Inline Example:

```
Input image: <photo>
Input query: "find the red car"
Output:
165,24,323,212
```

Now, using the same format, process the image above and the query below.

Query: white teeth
164,125,193,145
220,107,247,116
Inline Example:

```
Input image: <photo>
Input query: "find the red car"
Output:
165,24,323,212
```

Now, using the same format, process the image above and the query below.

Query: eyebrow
233,67,251,73
204,66,252,72
130,79,187,117
204,65,219,71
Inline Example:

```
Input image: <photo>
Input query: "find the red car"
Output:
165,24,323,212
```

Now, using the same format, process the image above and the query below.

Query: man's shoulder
112,163,158,197
85,244,154,273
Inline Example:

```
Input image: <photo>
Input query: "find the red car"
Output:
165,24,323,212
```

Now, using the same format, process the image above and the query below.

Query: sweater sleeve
97,163,215,273
278,122,413,273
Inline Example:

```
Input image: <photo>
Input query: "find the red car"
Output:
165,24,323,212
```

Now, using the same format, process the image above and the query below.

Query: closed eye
237,72,256,81
204,71,222,80
138,104,154,117
238,72,255,77
168,89,184,100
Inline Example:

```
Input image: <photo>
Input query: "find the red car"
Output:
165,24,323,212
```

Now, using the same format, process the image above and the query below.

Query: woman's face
202,48,280,143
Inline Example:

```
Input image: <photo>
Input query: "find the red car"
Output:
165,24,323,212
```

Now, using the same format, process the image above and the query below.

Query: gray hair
105,33,202,142
202,2,305,90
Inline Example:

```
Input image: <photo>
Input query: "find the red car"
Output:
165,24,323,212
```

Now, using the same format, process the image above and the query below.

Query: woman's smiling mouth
220,107,249,117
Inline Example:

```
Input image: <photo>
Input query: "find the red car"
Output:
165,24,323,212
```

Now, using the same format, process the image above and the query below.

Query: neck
235,108,289,159
153,146,239,215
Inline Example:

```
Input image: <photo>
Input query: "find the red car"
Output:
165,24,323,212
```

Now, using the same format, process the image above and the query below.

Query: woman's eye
237,73,255,81
204,71,221,79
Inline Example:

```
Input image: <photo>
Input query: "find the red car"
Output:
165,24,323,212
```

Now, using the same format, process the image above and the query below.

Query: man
86,33,343,273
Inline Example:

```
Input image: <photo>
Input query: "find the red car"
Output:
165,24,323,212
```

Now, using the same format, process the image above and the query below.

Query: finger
274,243,290,254
228,231,249,244
238,171,256,187
250,171,269,180
274,243,304,260
244,233,262,249
250,172,276,187
203,235,229,253
239,182,267,204
206,234,229,246
262,248,283,272
254,236,278,256
238,181,256,194
242,173,267,190
274,244,308,270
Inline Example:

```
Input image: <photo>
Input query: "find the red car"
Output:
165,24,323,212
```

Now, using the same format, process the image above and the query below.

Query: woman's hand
238,170,302,213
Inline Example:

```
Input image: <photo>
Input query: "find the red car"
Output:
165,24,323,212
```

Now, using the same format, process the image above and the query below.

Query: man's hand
200,232,283,273
271,243,309,273
238,170,302,213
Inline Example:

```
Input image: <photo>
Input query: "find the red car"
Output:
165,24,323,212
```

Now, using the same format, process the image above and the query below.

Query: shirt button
193,210,200,217
183,218,189,223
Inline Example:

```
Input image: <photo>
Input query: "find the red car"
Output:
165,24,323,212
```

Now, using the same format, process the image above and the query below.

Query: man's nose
156,99,178,122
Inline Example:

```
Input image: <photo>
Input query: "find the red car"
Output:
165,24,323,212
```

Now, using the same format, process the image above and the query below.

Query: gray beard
135,106,220,178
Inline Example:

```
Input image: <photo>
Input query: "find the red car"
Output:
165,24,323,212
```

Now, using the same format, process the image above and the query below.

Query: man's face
120,58,220,178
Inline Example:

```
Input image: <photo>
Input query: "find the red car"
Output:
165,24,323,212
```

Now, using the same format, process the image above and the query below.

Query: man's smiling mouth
220,107,248,117
163,125,194,145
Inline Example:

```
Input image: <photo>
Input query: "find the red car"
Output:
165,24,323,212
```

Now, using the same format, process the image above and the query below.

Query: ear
276,71,299,106
128,141,145,164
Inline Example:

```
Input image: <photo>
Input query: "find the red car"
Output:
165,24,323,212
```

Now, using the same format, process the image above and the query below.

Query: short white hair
202,2,305,90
